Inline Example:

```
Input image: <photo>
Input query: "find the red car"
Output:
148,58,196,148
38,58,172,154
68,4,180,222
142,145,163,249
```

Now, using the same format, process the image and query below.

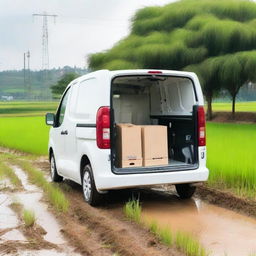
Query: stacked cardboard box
115,124,142,168
116,124,168,168
141,125,168,166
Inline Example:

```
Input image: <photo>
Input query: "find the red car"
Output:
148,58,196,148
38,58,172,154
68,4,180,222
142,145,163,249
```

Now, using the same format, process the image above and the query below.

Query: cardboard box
141,125,168,167
115,124,142,168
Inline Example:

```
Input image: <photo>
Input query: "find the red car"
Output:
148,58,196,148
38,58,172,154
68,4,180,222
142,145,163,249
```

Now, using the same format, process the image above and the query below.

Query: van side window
56,88,70,127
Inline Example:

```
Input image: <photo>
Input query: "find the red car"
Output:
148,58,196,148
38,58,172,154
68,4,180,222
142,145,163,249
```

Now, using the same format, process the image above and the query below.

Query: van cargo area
111,74,199,174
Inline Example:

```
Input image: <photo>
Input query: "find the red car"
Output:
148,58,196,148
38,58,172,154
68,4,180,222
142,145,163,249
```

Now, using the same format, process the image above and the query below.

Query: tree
88,0,256,119
51,73,78,97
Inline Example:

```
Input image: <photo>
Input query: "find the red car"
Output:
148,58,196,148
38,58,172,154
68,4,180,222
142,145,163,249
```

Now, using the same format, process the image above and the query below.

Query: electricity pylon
33,12,57,70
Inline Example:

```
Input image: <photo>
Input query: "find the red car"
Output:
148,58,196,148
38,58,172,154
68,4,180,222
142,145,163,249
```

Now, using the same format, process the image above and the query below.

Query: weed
175,231,208,256
149,220,158,234
23,209,36,227
123,199,141,223
159,227,173,246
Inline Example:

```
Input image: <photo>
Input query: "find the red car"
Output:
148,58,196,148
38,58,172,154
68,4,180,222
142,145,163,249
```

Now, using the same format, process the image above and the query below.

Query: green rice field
0,116,50,155
207,122,256,198
0,101,58,117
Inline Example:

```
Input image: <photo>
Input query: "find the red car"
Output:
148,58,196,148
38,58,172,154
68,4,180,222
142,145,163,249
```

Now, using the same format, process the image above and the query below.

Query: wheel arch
80,155,91,183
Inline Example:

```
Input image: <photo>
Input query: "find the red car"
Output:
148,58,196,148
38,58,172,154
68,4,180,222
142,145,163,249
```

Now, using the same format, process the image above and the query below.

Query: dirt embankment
210,111,256,123
196,185,256,218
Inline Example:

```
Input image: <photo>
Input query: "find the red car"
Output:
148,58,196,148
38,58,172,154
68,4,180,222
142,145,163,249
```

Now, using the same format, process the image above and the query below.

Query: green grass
12,158,69,212
0,161,22,188
123,199,142,223
23,209,36,227
207,122,256,199
0,116,49,155
148,220,207,256
176,231,207,256
211,101,256,112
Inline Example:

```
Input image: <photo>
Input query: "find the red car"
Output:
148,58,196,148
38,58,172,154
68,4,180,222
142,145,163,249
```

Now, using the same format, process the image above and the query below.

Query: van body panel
48,69,209,192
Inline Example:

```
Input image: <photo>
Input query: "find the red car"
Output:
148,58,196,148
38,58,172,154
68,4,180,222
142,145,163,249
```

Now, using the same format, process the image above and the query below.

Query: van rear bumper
96,167,209,191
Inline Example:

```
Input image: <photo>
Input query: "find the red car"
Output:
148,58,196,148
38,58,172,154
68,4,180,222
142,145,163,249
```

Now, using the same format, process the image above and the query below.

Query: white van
46,69,209,205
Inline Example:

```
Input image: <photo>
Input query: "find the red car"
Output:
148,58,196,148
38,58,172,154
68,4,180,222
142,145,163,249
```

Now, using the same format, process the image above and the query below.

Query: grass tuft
175,231,208,256
13,159,69,212
159,227,173,246
23,209,36,227
123,199,141,223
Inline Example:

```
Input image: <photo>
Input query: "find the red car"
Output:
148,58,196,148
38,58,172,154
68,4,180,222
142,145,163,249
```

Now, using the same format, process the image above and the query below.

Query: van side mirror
45,113,55,126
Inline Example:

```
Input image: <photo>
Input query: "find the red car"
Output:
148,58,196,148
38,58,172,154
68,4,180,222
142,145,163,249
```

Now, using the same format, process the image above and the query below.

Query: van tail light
197,106,206,146
96,106,110,149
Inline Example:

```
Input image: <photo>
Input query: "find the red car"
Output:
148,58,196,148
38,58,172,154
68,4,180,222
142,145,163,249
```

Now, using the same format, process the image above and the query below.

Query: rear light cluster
197,106,206,146
96,106,110,149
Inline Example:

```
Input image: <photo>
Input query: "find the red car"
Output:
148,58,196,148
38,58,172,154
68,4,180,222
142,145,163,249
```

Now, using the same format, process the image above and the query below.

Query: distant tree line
88,0,256,119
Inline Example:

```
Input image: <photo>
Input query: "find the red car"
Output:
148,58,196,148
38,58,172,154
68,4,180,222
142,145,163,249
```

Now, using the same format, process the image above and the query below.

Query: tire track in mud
61,185,182,256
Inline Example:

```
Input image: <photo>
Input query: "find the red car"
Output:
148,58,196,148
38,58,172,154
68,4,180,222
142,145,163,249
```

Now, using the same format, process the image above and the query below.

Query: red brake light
198,106,206,146
148,71,162,74
96,106,110,149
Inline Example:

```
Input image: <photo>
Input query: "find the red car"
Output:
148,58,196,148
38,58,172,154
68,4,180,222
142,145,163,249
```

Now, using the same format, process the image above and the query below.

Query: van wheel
82,164,102,206
175,183,196,199
50,153,63,182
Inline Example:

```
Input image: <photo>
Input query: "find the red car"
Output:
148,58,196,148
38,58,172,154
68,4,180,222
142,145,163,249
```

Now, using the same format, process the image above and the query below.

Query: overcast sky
0,0,174,71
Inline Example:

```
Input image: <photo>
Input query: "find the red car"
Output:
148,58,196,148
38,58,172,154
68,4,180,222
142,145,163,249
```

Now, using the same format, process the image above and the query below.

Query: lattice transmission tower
33,12,57,70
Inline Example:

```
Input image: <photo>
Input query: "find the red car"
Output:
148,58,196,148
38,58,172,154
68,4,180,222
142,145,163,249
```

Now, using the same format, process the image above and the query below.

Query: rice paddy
207,122,256,199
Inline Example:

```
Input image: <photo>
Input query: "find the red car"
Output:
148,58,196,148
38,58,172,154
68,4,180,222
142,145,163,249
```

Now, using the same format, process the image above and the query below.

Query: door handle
61,130,68,135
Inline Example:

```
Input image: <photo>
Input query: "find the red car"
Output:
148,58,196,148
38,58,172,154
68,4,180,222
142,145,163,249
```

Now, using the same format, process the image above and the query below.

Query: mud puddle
0,165,80,256
140,190,256,256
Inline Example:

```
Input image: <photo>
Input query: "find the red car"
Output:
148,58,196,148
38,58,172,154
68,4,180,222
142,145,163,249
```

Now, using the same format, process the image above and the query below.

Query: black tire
82,164,102,206
175,183,196,199
50,153,63,182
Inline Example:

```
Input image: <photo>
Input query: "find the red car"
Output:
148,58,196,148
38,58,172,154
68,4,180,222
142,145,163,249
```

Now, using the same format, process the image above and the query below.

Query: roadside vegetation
0,161,22,188
124,200,208,256
14,158,69,212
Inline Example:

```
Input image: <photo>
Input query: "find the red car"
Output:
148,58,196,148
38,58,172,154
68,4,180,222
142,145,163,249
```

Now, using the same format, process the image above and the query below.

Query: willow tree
88,0,256,119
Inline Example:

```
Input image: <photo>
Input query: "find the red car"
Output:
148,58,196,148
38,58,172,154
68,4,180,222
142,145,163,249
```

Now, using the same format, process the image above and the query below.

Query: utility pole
27,50,31,96
23,52,26,95
33,12,57,71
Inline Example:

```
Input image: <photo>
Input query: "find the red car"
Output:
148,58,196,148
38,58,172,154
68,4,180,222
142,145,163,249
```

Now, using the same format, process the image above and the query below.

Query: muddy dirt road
2,153,256,256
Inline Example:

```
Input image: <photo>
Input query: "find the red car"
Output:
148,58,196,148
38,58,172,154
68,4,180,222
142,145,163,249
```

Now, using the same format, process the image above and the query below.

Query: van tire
50,153,63,182
82,164,102,206
175,183,196,199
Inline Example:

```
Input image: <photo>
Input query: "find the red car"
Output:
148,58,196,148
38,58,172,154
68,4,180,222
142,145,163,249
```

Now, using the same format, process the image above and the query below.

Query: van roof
73,69,197,84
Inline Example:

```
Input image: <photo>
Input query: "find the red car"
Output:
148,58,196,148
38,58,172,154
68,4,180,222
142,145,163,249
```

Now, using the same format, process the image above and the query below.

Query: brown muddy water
141,190,256,256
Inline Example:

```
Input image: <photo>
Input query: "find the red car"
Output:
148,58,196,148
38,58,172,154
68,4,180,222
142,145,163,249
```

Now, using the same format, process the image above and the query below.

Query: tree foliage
51,73,78,97
88,0,256,119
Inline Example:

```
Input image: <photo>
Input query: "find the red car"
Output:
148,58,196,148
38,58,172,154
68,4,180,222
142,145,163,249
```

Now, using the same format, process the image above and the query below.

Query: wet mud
137,189,256,256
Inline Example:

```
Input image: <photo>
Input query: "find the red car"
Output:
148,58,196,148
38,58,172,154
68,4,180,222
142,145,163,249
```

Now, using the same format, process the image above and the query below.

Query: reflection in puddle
17,192,65,244
0,194,19,229
142,194,256,256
